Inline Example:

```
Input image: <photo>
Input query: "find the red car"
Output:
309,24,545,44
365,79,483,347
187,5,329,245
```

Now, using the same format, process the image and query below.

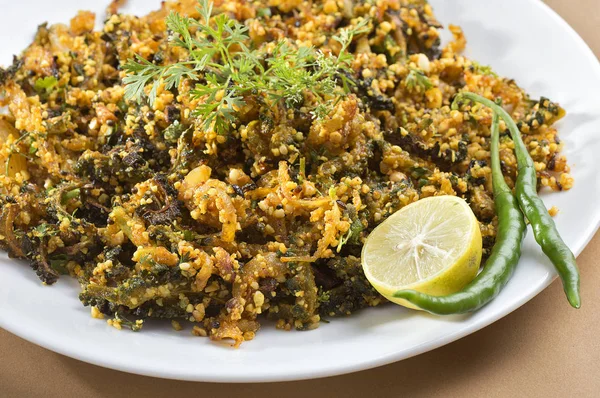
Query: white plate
1,0,599,383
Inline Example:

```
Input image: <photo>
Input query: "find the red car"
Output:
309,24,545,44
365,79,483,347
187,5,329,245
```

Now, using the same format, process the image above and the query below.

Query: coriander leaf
333,18,370,52
166,11,194,49
197,0,213,26
163,63,199,90
34,76,58,94
122,55,162,103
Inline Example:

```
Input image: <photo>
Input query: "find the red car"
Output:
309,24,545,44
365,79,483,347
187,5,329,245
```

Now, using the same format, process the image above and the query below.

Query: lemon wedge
361,195,482,309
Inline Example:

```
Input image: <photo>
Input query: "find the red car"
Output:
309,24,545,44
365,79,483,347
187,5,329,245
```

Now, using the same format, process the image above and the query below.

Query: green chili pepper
453,92,581,309
393,114,527,314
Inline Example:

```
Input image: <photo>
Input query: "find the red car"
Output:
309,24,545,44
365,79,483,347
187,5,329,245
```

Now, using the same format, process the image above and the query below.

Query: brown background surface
1,1,599,397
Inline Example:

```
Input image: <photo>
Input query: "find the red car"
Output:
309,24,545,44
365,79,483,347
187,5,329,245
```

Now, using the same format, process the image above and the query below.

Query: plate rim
1,0,599,383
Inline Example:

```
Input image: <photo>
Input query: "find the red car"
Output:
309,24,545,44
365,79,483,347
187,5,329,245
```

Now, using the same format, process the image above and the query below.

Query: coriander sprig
123,0,369,135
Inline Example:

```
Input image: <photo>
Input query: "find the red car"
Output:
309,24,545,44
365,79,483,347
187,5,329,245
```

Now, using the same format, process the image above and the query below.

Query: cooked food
0,0,573,346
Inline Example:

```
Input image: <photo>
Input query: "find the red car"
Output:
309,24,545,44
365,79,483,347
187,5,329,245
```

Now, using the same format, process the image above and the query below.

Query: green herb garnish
123,0,369,135
34,76,58,94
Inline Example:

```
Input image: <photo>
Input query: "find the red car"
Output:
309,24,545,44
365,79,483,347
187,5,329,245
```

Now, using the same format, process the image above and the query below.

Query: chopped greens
34,76,58,94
